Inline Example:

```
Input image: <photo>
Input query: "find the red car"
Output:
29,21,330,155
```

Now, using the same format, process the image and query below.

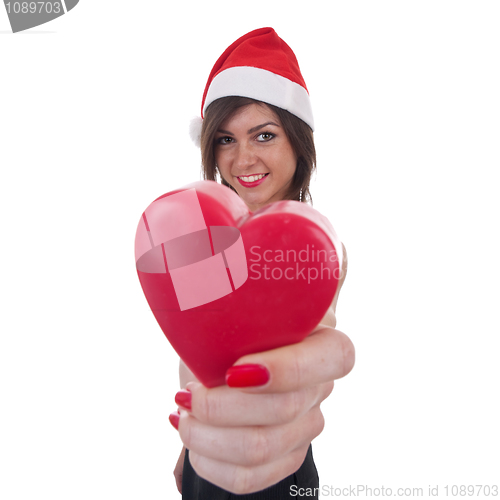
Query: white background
1,1,499,498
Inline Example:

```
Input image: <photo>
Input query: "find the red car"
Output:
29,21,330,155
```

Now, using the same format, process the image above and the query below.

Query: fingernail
225,364,270,388
175,390,192,410
169,411,180,430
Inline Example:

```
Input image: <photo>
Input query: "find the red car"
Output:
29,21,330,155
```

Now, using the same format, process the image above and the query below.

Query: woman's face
214,103,297,212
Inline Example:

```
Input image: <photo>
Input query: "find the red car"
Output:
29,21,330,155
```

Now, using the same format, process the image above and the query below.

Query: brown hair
200,96,316,204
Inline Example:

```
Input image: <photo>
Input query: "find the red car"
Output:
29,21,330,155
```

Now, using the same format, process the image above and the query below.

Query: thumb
226,326,355,393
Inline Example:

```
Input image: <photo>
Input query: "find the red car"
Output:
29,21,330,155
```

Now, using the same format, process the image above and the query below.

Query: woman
169,27,355,498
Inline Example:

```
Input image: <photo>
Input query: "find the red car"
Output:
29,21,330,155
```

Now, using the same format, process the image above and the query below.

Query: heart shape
135,181,343,387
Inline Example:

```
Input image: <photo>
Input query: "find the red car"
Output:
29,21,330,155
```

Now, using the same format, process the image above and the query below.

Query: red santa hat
190,27,314,146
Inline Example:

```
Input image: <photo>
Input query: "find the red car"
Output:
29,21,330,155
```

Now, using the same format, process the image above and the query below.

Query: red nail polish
225,364,270,388
175,390,192,410
169,411,180,430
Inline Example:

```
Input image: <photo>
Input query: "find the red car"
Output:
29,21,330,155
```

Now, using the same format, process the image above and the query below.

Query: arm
180,359,198,388
317,242,347,330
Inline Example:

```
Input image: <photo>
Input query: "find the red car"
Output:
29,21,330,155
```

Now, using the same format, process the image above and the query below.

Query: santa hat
190,27,314,146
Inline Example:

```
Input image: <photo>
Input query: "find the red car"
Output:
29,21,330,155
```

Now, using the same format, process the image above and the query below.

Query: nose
234,142,256,171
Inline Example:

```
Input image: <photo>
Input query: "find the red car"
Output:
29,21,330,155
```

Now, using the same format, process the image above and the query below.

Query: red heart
135,181,343,387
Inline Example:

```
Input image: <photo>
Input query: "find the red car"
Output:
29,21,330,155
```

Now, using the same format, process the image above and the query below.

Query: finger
231,327,355,394
182,380,333,426
188,445,310,495
178,405,324,468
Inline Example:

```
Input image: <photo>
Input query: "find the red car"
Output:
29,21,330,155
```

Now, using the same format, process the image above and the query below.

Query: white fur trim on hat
204,66,314,131
189,116,203,147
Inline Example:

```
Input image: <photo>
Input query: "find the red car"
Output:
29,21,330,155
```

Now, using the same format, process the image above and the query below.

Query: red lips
237,173,269,188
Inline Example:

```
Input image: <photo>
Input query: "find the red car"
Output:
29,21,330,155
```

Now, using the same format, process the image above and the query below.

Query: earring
299,189,303,202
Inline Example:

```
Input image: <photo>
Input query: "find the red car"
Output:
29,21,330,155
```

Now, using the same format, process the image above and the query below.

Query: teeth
240,174,266,182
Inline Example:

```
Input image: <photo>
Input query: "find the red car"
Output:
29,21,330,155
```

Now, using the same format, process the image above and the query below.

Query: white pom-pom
189,116,203,148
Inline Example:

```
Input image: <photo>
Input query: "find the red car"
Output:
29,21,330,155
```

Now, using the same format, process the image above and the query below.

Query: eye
256,132,275,142
216,136,234,145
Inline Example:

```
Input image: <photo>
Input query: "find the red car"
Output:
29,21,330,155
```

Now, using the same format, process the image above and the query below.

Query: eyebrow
247,121,280,134
216,121,281,136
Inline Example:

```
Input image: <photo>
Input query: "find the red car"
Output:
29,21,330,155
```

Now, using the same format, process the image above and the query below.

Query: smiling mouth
238,173,269,182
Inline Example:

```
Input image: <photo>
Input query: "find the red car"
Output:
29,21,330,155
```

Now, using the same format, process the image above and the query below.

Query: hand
172,324,355,494
171,243,353,494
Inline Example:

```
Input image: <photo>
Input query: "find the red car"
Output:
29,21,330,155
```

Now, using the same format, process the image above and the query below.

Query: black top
181,445,319,499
